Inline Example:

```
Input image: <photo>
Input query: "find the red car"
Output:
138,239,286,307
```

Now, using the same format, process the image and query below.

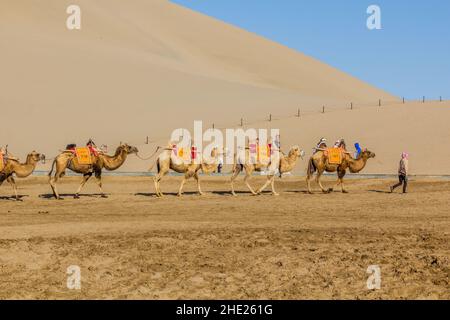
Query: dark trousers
392,174,408,193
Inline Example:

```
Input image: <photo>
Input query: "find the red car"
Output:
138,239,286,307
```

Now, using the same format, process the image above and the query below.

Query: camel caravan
0,137,376,201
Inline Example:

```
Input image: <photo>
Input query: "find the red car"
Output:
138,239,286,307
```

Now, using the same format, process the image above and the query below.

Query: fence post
146,136,149,144
297,108,300,118
379,99,381,107
212,123,215,130
350,102,353,110
269,114,272,122
403,97,405,104
440,96,442,102
322,106,325,113
240,118,243,127
423,96,425,103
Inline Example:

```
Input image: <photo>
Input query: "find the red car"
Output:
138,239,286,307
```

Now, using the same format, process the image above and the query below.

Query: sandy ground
0,175,448,300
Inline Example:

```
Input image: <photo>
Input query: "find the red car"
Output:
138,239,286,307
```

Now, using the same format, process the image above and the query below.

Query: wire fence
129,96,448,154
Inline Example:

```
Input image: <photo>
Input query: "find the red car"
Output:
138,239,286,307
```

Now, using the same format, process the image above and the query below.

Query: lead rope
135,146,164,161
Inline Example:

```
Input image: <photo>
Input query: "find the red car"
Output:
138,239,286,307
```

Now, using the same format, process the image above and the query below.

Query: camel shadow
211,190,247,196
135,191,202,197
284,190,311,194
39,193,110,199
368,189,392,194
0,195,28,201
134,192,156,197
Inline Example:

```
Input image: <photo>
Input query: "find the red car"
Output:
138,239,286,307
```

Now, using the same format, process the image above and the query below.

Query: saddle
325,148,344,165
65,144,94,165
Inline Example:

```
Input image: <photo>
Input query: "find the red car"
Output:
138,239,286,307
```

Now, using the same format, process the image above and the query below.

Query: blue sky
171,0,449,99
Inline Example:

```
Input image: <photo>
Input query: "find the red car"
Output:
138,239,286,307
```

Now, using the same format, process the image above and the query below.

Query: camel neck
102,148,128,170
348,156,368,173
13,159,37,178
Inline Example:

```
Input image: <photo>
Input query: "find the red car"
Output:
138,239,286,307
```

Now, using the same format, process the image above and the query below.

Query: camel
48,143,138,200
230,145,303,196
0,151,45,201
255,146,304,196
306,148,376,194
152,145,220,197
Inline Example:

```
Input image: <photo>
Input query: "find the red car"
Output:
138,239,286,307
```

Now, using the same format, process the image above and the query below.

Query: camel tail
307,158,316,178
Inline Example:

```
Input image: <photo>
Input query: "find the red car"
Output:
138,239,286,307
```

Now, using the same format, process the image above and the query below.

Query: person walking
390,152,409,194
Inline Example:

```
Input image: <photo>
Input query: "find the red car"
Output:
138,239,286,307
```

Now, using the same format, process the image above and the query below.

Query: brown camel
0,151,45,201
306,149,376,194
230,145,303,196
48,143,138,200
152,146,220,197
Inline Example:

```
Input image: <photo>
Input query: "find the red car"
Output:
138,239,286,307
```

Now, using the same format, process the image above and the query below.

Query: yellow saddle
326,148,343,165
75,147,93,165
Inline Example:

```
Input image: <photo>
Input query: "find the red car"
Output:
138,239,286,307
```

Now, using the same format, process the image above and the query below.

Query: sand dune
2,0,446,175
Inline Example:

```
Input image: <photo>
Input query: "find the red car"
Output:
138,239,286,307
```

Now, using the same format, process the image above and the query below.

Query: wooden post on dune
240,118,243,127
350,102,353,110
212,123,215,130
379,99,381,107
322,106,325,113
269,114,272,122
297,108,300,118
146,136,149,144
423,96,425,103
403,97,405,104
440,96,442,102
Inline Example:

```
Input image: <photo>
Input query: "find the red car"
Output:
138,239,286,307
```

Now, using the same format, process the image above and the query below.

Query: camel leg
7,176,20,201
244,171,257,195
49,172,64,200
331,178,341,193
178,171,195,197
154,174,163,197
306,174,313,194
270,176,279,196
230,165,242,196
152,171,163,197
49,175,58,199
157,173,166,197
49,157,70,200
153,170,167,197
95,171,107,198
330,170,347,193
194,172,204,196
74,173,92,199
316,171,331,194
177,176,188,197
257,176,272,195
338,170,348,193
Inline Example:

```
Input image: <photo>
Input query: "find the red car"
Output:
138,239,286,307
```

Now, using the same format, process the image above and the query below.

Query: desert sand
0,176,449,299
1,0,449,301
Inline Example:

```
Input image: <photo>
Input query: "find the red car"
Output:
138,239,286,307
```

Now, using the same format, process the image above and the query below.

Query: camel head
119,143,139,155
289,146,305,159
360,149,376,160
27,151,45,164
